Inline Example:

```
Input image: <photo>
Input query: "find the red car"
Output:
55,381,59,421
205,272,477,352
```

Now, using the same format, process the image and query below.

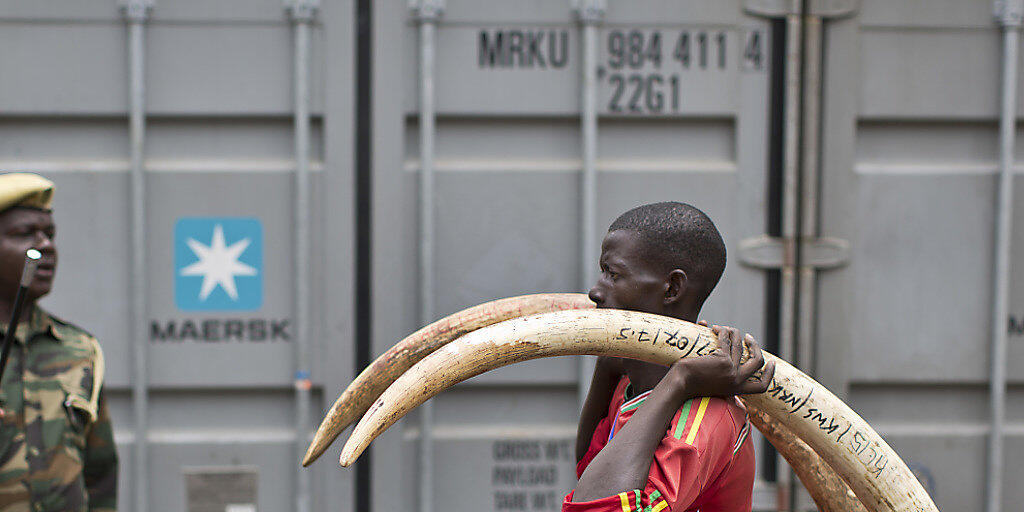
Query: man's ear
664,269,687,305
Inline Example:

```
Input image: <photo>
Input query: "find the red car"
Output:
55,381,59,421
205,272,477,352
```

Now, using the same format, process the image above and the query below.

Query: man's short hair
608,202,726,306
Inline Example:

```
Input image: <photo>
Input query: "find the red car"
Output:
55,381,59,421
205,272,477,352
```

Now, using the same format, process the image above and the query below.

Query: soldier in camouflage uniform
0,173,117,512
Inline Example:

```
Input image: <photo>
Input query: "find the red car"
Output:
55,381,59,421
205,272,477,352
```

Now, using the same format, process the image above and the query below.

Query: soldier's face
0,208,57,302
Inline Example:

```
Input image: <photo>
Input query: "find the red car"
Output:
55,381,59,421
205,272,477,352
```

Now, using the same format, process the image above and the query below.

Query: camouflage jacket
0,307,117,512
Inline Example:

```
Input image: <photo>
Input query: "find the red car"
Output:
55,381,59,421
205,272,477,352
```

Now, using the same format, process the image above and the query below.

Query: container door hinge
409,0,445,21
738,235,849,270
284,0,319,22
994,0,1024,26
571,0,607,23
743,0,859,18
119,0,153,21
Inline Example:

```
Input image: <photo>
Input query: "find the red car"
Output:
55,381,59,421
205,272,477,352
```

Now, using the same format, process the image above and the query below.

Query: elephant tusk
302,293,594,466
339,309,938,512
307,291,863,510
310,293,922,511
742,399,867,512
310,293,901,512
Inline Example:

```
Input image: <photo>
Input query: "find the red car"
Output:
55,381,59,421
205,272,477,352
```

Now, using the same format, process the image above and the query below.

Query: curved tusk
302,293,594,466
316,294,868,510
340,309,938,512
308,289,864,510
742,399,867,512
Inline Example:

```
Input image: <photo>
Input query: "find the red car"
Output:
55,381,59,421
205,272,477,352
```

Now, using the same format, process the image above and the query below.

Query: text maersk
150,318,292,343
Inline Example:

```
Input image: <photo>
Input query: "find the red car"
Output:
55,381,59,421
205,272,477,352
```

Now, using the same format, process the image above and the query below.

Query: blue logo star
175,218,263,311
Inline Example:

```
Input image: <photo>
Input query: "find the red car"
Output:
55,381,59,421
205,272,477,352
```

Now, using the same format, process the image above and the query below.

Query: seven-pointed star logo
179,224,258,301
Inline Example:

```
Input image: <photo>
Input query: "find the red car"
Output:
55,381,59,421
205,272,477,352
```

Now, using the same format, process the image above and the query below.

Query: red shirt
563,378,755,512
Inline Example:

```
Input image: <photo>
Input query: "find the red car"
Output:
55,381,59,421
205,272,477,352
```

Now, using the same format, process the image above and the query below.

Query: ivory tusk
309,290,863,509
340,309,938,512
311,293,909,511
302,293,594,466
742,399,867,512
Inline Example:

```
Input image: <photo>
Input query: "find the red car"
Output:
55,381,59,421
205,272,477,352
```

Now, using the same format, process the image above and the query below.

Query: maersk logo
175,217,263,311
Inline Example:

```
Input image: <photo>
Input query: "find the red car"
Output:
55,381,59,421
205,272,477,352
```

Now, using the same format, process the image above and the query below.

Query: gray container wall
817,1,1024,511
0,1,354,511
2,1,1022,512
372,1,774,511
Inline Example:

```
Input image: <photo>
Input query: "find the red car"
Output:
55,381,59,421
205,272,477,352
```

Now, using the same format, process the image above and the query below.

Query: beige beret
0,173,54,212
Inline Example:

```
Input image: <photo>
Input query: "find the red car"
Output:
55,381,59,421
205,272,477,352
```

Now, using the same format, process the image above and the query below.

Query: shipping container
0,1,1020,511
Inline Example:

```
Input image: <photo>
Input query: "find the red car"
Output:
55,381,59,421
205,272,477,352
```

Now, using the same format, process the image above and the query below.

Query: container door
0,2,355,510
817,3,1022,511
370,2,776,511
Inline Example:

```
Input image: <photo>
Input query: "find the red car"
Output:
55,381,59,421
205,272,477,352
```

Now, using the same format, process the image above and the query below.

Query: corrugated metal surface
0,1,353,511
1,1,1021,511
818,1,1023,511
373,1,773,510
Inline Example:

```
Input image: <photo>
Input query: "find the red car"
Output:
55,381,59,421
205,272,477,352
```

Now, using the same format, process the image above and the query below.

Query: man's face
588,229,667,315
0,208,57,302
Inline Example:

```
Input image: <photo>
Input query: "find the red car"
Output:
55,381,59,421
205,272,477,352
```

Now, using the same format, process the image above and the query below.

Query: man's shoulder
667,396,748,444
34,309,107,422
677,395,746,418
703,396,749,428
41,309,99,346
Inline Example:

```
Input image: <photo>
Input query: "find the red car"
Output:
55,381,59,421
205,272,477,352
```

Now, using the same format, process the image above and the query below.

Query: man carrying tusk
567,202,775,512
